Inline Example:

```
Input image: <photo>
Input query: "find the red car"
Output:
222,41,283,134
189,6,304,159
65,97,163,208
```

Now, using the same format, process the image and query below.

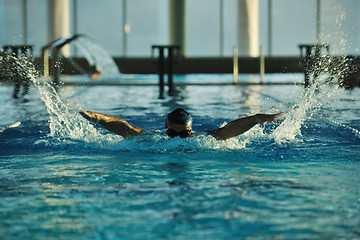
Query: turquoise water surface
0,75,359,239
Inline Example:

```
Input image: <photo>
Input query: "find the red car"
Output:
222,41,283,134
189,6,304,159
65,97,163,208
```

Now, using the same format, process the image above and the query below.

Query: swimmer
89,64,101,79
80,108,283,140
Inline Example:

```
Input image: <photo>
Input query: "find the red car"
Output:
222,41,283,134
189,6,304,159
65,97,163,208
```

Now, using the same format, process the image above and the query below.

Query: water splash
73,36,121,78
270,85,321,142
270,63,349,143
95,133,251,153
268,10,354,143
3,55,104,141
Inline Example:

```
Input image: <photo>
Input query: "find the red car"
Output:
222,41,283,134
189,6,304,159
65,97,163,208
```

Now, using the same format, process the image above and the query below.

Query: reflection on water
242,85,264,112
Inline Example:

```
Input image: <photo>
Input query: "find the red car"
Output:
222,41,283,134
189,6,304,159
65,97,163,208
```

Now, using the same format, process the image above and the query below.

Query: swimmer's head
89,64,101,79
165,108,193,138
165,108,192,128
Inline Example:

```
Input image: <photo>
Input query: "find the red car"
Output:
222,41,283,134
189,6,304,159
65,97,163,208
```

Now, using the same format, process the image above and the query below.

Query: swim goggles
166,129,192,138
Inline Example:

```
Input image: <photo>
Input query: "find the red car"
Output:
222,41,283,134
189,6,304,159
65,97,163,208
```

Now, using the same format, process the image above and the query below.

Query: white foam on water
100,134,251,153
6,56,106,142
270,85,320,143
268,12,353,144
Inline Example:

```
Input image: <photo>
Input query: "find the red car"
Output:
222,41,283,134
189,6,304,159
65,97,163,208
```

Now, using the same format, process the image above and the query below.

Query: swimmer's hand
79,110,99,123
255,112,284,125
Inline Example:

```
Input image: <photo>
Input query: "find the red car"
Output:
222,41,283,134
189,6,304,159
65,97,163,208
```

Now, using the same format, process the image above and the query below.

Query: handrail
41,34,84,81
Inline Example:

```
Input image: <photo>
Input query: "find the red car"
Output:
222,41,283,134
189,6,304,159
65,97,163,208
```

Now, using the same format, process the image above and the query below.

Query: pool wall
33,56,303,75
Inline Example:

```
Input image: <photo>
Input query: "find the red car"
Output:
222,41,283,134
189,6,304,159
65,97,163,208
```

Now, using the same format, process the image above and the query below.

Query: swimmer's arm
205,113,283,140
80,111,144,138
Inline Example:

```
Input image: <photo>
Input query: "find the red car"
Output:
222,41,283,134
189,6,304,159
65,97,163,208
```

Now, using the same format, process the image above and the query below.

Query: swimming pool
0,73,359,239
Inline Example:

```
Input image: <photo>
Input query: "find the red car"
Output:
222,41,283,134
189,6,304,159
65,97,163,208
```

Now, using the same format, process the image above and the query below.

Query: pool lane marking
244,86,360,139
321,117,360,138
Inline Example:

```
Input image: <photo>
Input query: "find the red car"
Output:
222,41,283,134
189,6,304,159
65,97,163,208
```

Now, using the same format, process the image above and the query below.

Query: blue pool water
0,74,360,239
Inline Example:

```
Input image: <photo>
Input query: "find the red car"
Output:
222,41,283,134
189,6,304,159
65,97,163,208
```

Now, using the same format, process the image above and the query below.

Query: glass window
186,0,221,56
0,0,24,46
320,0,360,55
1,0,360,58
222,0,238,57
27,0,47,56
259,0,270,56
126,0,168,57
272,0,316,56
77,0,123,56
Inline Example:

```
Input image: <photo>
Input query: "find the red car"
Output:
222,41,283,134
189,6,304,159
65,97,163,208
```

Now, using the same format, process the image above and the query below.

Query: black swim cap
166,108,192,128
